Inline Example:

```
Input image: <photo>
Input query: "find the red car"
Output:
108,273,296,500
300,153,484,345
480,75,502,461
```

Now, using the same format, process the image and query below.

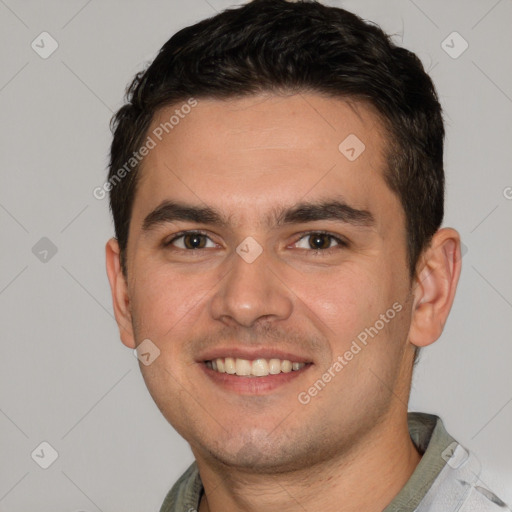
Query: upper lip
197,347,313,364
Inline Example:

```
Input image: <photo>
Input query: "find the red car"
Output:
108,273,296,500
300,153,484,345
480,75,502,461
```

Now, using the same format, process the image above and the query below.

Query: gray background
0,0,511,510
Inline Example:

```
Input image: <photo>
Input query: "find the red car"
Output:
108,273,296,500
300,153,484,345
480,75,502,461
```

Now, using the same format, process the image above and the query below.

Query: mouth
205,357,309,377
200,355,313,395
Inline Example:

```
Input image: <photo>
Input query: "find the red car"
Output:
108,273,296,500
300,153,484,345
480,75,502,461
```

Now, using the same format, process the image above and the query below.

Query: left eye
294,232,346,251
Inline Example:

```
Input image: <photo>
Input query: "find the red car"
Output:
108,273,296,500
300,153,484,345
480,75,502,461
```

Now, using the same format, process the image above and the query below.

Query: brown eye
183,233,207,249
294,232,347,252
166,232,216,250
308,234,332,250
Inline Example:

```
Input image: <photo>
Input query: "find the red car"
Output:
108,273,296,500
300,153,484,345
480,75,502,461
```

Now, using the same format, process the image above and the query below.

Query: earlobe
105,238,136,349
409,228,462,348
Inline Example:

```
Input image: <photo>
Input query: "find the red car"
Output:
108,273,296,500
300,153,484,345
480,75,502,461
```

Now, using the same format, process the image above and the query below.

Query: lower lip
201,363,312,395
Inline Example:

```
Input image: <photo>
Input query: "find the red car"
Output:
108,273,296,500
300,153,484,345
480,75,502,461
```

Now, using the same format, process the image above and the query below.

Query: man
105,1,509,510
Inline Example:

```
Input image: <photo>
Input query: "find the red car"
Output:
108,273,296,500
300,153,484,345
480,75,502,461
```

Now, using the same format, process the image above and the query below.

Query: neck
195,414,421,512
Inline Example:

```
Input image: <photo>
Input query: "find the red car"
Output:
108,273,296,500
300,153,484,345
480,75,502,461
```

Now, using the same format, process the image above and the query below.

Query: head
106,0,461,473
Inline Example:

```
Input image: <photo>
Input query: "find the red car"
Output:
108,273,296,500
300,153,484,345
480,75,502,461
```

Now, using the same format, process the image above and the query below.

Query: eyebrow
141,198,375,232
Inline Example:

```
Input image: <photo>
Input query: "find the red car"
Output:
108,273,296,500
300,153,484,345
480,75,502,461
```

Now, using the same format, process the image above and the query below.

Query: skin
106,93,461,512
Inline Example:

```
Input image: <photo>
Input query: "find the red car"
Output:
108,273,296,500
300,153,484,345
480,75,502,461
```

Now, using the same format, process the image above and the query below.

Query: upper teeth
206,358,306,377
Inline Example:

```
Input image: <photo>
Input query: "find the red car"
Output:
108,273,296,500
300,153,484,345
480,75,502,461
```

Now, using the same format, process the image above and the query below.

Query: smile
205,357,308,377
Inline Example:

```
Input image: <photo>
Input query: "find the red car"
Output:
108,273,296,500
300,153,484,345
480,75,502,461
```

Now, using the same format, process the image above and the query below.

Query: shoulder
462,485,511,511
417,439,510,511
159,462,203,512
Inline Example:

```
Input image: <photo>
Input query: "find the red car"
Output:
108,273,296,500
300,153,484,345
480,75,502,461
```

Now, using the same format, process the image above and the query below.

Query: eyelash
163,230,348,255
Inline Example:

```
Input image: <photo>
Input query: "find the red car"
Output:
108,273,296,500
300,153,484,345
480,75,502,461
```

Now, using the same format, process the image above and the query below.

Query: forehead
131,93,396,228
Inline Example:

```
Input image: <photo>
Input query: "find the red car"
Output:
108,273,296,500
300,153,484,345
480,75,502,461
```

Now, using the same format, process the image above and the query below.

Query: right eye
165,231,217,250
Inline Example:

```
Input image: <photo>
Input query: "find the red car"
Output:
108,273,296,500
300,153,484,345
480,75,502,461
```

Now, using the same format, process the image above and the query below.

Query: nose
209,241,294,328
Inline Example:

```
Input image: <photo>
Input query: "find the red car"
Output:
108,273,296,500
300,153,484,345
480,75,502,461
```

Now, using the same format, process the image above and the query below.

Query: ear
409,228,462,348
105,237,136,349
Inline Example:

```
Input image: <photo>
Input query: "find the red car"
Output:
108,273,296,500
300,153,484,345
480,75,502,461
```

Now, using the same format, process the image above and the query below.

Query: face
112,93,418,472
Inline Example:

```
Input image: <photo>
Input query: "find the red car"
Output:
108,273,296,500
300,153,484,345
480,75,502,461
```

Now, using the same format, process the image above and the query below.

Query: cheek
129,262,217,343
297,262,409,359
288,265,384,344
128,265,213,412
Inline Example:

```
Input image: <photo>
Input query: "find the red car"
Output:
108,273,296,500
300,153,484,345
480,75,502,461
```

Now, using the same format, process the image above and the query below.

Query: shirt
159,412,510,512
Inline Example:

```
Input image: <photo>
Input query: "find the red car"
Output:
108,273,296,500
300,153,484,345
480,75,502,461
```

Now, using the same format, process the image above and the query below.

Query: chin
194,427,329,475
